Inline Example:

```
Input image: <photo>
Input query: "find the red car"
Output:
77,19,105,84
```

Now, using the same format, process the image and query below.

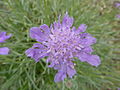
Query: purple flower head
115,2,120,8
0,32,12,43
0,32,11,55
0,47,9,55
116,14,120,19
25,12,101,82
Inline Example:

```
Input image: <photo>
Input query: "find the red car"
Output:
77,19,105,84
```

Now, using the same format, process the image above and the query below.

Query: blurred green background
0,0,120,90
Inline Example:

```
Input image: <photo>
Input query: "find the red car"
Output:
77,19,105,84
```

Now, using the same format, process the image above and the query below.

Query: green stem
62,80,65,90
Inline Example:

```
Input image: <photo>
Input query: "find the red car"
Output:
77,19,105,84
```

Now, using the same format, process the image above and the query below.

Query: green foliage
0,0,120,90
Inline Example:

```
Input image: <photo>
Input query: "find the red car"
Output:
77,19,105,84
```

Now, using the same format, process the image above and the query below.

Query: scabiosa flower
118,88,120,90
0,32,12,55
116,14,120,19
115,2,120,9
25,12,101,82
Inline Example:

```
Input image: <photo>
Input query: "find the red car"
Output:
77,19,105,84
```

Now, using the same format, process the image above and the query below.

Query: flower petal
0,47,9,55
76,24,87,33
0,32,12,43
39,24,50,35
25,43,49,62
87,55,101,67
76,52,100,67
30,25,50,42
54,71,66,82
67,66,76,78
62,12,74,28
80,33,96,46
82,46,93,53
